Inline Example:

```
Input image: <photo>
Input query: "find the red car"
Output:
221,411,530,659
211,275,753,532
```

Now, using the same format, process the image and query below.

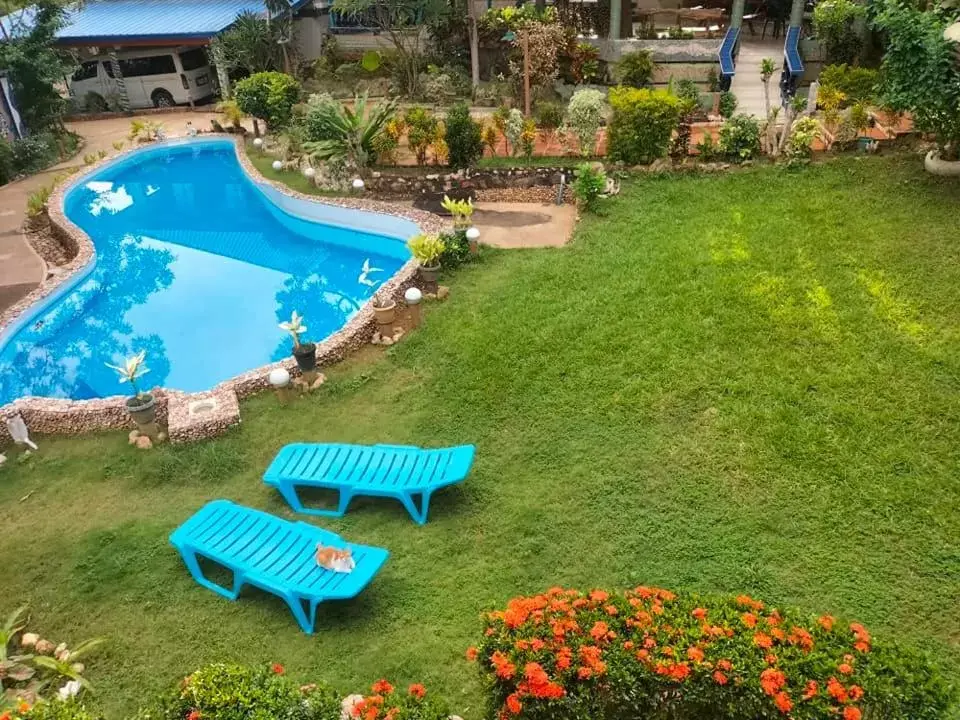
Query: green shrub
471,587,956,720
234,71,302,130
303,92,342,141
813,0,865,65
11,133,59,175
695,132,719,160
0,136,14,185
606,87,682,165
445,102,484,169
614,49,655,88
572,162,606,213
718,114,762,161
787,116,821,162
818,65,878,106
673,78,701,108
405,106,439,166
534,102,564,131
718,90,738,118
439,229,471,268
565,89,605,157
15,699,101,720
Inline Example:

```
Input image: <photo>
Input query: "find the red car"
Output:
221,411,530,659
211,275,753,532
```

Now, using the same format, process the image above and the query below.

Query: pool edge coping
0,135,448,443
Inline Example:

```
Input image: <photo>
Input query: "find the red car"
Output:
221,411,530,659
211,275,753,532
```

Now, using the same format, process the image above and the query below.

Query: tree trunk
109,48,131,112
468,0,480,90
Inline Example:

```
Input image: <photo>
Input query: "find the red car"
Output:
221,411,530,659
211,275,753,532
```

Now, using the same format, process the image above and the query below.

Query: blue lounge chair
263,443,476,524
169,499,389,633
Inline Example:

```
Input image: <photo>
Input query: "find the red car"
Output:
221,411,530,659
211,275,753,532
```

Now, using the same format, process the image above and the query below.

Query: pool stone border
0,136,448,447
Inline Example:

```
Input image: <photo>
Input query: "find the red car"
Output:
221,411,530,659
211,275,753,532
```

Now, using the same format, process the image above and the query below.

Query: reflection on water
0,144,405,403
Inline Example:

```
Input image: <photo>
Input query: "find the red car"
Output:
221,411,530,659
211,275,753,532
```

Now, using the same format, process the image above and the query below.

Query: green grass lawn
3,155,960,718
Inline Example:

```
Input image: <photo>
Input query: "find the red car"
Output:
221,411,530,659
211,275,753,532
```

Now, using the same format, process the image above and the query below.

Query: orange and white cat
315,544,355,573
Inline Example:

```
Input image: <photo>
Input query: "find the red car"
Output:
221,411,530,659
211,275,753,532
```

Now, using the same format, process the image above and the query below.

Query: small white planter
924,150,960,177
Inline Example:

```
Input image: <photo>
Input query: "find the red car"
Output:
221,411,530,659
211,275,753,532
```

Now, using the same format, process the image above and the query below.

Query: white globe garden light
272,160,283,171
404,287,422,305
268,368,291,388
304,166,316,179
252,137,263,148
352,178,365,191
465,227,480,241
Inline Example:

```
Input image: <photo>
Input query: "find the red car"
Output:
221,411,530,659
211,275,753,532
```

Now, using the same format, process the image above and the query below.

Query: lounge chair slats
170,500,389,633
263,443,476,524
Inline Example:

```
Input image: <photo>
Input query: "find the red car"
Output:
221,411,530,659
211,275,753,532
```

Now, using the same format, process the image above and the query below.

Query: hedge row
470,587,954,720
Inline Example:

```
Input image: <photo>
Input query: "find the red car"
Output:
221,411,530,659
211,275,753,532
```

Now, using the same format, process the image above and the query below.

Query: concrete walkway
0,111,227,315
473,202,577,249
730,37,784,118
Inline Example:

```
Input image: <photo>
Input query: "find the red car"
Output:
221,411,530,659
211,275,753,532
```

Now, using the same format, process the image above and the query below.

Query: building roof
0,0,308,47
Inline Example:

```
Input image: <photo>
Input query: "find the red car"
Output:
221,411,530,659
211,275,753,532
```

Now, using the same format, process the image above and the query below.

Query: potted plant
105,350,154,425
407,234,446,284
372,292,397,325
279,310,316,373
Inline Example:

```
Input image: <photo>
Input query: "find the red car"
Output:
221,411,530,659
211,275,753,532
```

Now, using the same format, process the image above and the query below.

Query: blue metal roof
1,0,306,45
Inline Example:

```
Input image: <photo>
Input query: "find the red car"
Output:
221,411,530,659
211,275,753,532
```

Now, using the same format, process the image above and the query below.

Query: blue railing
717,26,740,91
779,25,804,104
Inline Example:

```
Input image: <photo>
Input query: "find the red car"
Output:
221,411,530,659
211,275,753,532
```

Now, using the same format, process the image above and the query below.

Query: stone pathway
730,37,784,118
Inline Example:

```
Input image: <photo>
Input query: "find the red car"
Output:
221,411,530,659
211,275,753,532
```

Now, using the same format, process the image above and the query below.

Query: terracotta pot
419,264,440,283
292,342,317,372
373,300,397,325
126,393,156,425
924,150,960,177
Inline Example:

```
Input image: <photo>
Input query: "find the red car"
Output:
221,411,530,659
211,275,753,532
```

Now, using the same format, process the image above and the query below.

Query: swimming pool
0,139,415,405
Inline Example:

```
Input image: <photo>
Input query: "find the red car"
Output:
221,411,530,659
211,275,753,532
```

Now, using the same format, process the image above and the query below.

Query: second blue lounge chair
170,499,389,633
263,443,476,524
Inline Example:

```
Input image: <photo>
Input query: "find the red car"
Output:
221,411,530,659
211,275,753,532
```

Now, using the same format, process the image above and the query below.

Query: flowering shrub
470,588,954,720
606,88,681,165
346,678,450,720
3,699,99,720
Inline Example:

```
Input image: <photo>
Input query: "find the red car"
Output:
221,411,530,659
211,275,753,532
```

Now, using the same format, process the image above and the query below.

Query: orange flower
773,692,793,714
766,610,783,626
692,608,708,621
384,709,399,720
577,666,593,680
716,659,732,671
604,604,619,616
556,646,573,670
741,613,758,628
623,640,634,650
505,693,522,715
364,707,379,720
590,621,610,642
760,668,787,696
849,685,864,701
667,662,691,681
787,626,814,652
838,663,854,675
530,638,545,651
408,684,426,699
643,636,657,649
753,632,773,649
187,712,201,720
687,647,704,663
853,640,871,653
827,677,849,703
16,704,30,715
466,647,478,662
589,590,609,602
818,615,835,631
843,708,862,720
1,713,11,720
770,627,785,642
764,654,777,665
272,663,285,675
713,671,729,685
803,681,818,700
635,649,650,662
372,680,394,695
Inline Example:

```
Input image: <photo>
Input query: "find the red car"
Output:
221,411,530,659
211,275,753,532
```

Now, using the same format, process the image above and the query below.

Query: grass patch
2,156,960,717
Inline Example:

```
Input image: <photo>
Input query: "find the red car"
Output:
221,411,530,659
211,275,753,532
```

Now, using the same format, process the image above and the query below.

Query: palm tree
263,0,294,74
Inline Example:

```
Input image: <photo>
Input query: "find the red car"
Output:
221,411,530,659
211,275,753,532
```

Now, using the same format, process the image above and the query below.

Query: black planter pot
126,393,156,425
293,342,317,372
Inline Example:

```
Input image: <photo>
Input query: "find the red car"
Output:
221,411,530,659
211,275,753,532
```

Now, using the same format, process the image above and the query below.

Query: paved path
0,111,228,315
730,37,784,118
473,202,576,249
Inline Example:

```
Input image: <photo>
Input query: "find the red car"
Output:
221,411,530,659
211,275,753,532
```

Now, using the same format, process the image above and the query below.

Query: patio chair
263,443,476,524
169,499,389,633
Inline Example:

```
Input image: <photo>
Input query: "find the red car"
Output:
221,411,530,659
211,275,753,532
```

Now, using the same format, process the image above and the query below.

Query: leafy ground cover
1,155,959,718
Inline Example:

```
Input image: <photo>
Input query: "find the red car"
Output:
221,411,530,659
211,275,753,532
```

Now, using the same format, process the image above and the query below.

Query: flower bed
470,588,953,720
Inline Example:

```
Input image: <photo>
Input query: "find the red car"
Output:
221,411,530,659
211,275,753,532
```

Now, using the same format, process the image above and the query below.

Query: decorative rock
34,639,55,655
392,328,405,342
310,375,326,390
135,435,153,450
380,335,394,346
157,431,168,443
437,286,450,300
20,633,39,648
371,331,382,345
128,429,141,445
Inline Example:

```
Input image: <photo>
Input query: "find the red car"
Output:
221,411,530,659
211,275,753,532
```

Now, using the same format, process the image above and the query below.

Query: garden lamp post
502,30,531,116
405,287,423,328
269,368,293,404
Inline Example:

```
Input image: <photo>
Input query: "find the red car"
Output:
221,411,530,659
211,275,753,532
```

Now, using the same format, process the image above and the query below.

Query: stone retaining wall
0,136,447,447
366,167,577,202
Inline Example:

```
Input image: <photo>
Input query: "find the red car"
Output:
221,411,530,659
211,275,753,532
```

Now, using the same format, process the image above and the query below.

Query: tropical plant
431,121,448,165
787,115,821,162
572,162,606,213
566,41,601,84
127,119,161,143
211,11,288,76
216,99,246,131
111,141,124,152
278,311,308,349
813,0,865,66
565,88,605,157
104,350,150,399
441,195,474,228
302,94,396,169
372,116,406,164
405,106,439,165
445,102,484,169
492,105,512,155
818,64,878,106
504,108,524,157
695,132,719,160
718,114,762,160
482,123,499,157
438,228,471,268
606,87,682,165
330,0,448,96
407,234,446,266
718,90,738,118
614,49,655,88
470,587,955,720
520,118,537,159
234,71,301,133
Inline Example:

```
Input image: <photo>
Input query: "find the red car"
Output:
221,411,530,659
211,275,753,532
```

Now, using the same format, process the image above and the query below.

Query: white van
71,47,215,111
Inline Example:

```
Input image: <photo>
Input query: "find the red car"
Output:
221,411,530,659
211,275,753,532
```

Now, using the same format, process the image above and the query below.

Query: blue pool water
0,140,412,404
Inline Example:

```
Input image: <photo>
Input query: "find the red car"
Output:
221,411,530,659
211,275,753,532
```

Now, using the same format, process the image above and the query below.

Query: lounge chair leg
277,483,306,513
400,492,432,525
337,489,353,516
285,594,315,633
181,549,240,600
